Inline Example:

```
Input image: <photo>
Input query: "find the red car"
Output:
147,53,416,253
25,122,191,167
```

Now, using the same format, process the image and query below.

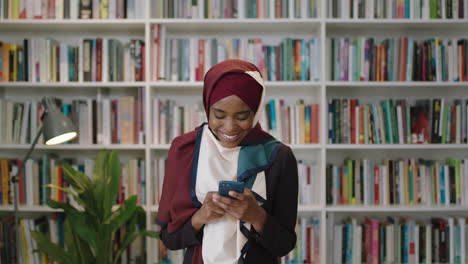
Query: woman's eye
215,115,225,119
237,114,250,121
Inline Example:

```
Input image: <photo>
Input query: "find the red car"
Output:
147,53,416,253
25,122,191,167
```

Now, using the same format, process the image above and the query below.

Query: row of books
154,0,239,19
2,214,146,264
151,98,320,145
328,98,468,144
115,223,147,264
244,0,320,19
153,0,319,19
120,158,146,205
0,92,145,145
154,217,321,264
333,217,468,264
0,215,64,264
0,217,17,263
330,37,468,82
260,99,320,144
151,25,321,82
13,35,468,84
151,158,165,206
8,155,468,207
7,95,468,147
0,0,144,20
83,38,145,82
0,38,146,83
14,215,63,264
298,160,320,205
326,158,468,206
151,99,206,145
0,156,147,206
152,157,319,206
329,0,468,19
283,217,320,264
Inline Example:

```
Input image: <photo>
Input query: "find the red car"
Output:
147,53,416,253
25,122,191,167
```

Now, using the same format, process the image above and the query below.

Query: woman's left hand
212,188,267,232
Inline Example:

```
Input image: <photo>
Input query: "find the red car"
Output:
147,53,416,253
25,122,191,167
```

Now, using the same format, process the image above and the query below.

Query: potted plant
31,150,158,264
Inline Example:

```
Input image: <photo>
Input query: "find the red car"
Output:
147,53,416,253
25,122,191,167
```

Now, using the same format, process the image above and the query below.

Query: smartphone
218,181,244,199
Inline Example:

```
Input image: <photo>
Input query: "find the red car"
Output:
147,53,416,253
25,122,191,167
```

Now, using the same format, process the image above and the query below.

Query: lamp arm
12,125,44,184
12,125,44,262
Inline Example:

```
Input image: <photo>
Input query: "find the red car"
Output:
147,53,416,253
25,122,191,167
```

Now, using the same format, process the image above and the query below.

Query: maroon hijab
203,59,272,145
157,59,274,263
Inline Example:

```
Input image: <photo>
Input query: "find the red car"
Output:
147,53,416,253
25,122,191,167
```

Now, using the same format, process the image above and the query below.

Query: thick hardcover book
23,39,29,82
92,99,97,144
96,38,102,82
83,39,92,81
447,0,453,18
0,42,10,82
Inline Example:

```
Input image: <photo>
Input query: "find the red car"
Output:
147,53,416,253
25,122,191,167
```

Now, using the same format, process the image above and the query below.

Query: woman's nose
224,118,237,132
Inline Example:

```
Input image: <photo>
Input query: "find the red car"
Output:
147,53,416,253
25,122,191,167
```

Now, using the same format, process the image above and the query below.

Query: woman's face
209,95,255,148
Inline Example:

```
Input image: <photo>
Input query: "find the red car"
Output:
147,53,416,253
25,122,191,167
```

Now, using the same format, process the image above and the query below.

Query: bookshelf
2,0,468,263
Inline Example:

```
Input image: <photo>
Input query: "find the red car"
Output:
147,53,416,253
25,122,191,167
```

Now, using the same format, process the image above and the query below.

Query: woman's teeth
221,132,239,141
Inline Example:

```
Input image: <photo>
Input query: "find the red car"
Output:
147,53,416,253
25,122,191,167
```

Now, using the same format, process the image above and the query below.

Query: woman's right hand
191,192,225,232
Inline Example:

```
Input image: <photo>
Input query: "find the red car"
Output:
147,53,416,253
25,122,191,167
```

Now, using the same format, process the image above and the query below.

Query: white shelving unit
2,0,468,263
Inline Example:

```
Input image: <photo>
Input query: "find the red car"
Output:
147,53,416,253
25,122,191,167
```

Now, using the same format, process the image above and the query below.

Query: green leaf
94,220,116,264
93,150,108,182
63,220,81,263
42,187,86,215
63,219,95,264
31,230,73,264
61,163,100,218
46,200,97,248
45,184,81,201
45,200,76,211
61,163,93,192
103,150,121,220
126,206,147,234
92,150,109,218
38,150,157,264
144,230,159,238
106,195,138,233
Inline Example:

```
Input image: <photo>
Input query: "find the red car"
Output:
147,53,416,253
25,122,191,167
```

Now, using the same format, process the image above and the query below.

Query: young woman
157,59,298,264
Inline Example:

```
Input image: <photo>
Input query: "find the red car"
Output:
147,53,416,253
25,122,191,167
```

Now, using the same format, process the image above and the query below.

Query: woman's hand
191,191,225,232
212,188,267,232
